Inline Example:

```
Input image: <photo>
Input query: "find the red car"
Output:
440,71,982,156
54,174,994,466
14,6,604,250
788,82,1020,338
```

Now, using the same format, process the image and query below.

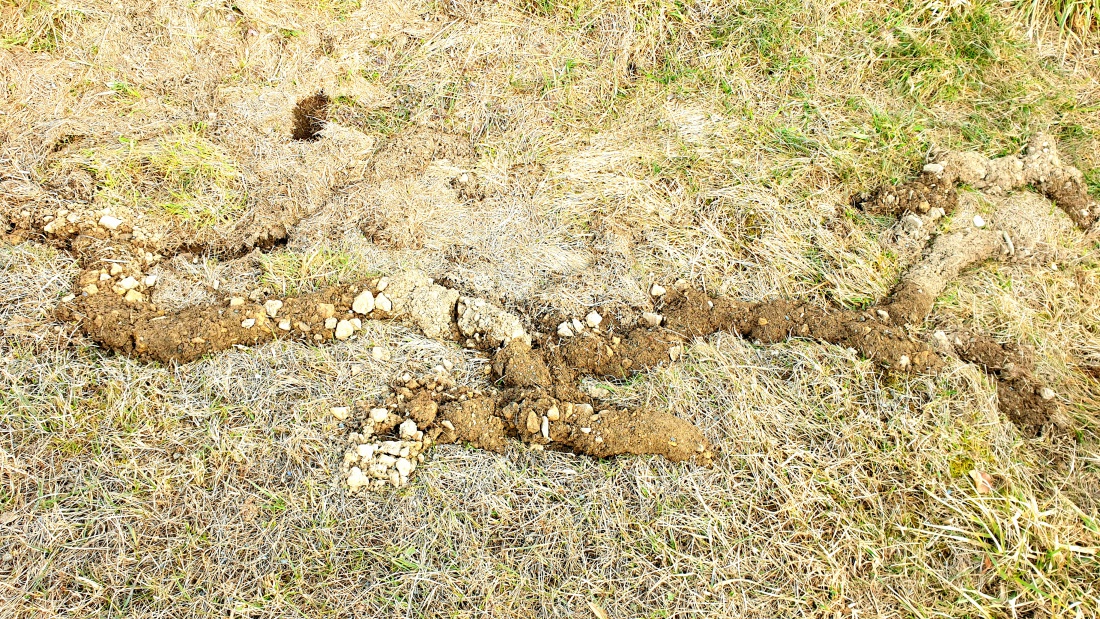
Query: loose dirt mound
4,131,1098,488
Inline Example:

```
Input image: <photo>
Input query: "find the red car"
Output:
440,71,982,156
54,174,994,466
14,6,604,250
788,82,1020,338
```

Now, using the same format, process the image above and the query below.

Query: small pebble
98,215,122,230
1040,388,1056,401
143,274,157,287
229,297,245,307
876,309,890,320
264,300,283,317
922,163,944,174
585,311,603,328
334,320,354,340
278,319,291,331
347,467,368,490
241,318,256,328
557,322,574,337
399,419,418,439
119,276,139,290
331,406,350,420
350,318,362,330
547,405,560,421
571,318,585,333
123,290,143,303
372,346,389,361
650,283,666,296
317,303,336,319
375,293,393,312
641,312,662,327
973,215,986,228
352,290,375,314
324,317,338,330
370,408,389,423
377,277,389,291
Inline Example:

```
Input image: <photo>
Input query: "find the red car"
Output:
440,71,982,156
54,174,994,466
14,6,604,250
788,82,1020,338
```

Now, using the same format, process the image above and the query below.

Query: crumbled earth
291,92,330,141
4,132,1098,488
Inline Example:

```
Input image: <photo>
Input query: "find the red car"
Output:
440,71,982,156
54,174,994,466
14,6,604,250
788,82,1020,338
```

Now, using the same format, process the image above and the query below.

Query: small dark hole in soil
292,92,330,141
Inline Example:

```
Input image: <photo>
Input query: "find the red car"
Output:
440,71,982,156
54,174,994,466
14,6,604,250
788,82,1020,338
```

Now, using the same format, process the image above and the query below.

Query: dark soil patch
291,92,330,141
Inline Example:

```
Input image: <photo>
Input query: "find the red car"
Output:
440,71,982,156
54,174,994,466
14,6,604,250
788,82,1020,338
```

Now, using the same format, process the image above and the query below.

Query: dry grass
2,0,1099,616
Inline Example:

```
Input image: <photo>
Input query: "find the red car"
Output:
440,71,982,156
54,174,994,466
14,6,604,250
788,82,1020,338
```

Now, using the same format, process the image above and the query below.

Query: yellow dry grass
1,0,1098,616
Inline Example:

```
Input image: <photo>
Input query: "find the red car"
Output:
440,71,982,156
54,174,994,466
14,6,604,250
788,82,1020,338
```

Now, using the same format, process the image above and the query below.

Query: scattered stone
110,264,123,276
324,317,338,330
241,318,256,328
901,214,923,233
229,297,245,307
395,457,413,477
585,311,603,328
317,303,336,319
278,319,291,331
898,355,910,368
264,300,283,317
375,293,393,312
973,215,986,228
61,294,75,303
350,318,362,330
143,274,157,287
123,290,143,303
331,406,350,420
352,290,375,314
370,408,390,423
669,346,682,361
651,283,666,296
526,410,540,434
923,163,944,174
641,312,662,327
119,276,139,290
372,346,389,361
82,284,98,295
557,322,575,337
929,207,946,220
547,405,560,421
377,277,389,291
1040,388,1056,400
541,416,550,439
571,318,585,333
334,320,354,340
98,215,122,230
399,419,418,439
876,309,890,320
347,467,369,490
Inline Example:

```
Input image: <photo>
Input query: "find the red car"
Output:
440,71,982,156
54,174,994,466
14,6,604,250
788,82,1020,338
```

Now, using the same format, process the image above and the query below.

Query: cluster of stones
74,261,161,304
338,368,472,491
230,278,394,342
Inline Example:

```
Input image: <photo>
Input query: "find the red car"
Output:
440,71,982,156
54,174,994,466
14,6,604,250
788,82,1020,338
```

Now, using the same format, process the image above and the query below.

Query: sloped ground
2,0,1099,616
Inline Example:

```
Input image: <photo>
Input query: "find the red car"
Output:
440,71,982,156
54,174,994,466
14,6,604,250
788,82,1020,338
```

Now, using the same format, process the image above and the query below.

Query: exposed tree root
3,133,1097,488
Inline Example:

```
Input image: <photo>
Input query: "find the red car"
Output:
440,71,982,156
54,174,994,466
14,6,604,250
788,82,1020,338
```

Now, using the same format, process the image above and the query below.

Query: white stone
347,467,368,490
372,346,389,361
334,320,354,340
352,290,375,314
922,163,944,174
143,275,157,287
668,345,682,361
98,215,122,230
278,319,291,331
331,406,350,420
399,419,418,439
585,311,603,328
350,318,362,330
375,292,392,312
324,317,338,330
876,309,890,320
264,300,283,317
377,277,389,291
119,276,139,290
898,355,910,368
641,312,662,327
123,290,143,303
650,283,666,296
369,408,389,423
61,294,75,303
395,457,413,477
240,318,256,328
901,214,923,233
973,215,986,228
557,322,574,337
1040,388,1056,401
381,441,403,456
229,297,245,307
541,416,550,439
82,284,98,295
357,444,377,459
547,405,560,421
929,207,946,220
571,318,585,333
100,273,111,281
